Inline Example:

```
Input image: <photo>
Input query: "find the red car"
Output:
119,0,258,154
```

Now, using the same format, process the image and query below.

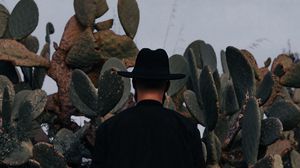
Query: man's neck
136,91,164,103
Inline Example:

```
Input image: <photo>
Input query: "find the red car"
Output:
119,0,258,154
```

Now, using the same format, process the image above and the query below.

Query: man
92,48,205,168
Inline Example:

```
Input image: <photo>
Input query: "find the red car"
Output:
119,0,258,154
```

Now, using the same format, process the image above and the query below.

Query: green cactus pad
220,50,229,74
98,69,124,116
2,140,33,166
280,62,300,88
95,0,109,18
168,54,189,96
242,96,261,166
163,96,176,110
264,57,272,68
0,75,15,114
200,66,219,131
100,57,131,113
74,0,96,27
45,22,55,43
265,99,300,130
53,128,76,155
184,48,200,98
184,40,204,69
94,30,139,60
226,46,255,107
183,90,205,126
220,77,239,115
260,117,283,146
33,142,68,168
202,131,221,165
0,61,20,84
66,29,102,69
256,71,274,105
26,89,47,120
213,69,221,95
0,39,50,67
2,87,12,130
8,0,39,40
0,4,9,38
70,69,98,117
290,150,300,168
20,35,39,53
118,0,140,38
200,43,217,72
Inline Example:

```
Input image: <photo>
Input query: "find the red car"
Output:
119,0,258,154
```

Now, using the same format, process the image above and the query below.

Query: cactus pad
220,77,239,115
200,42,217,72
46,22,55,43
0,61,20,84
290,150,300,168
256,71,274,105
74,0,97,27
118,0,140,38
220,50,229,74
242,96,261,166
95,0,109,18
98,69,124,116
184,40,204,69
168,54,189,96
202,131,221,165
94,30,139,60
183,90,205,126
253,155,283,168
2,140,33,166
200,66,219,131
0,75,15,113
100,58,131,113
95,19,113,31
53,128,76,155
0,4,9,38
70,69,98,117
265,99,300,130
8,0,39,40
20,35,39,53
279,62,300,88
226,46,255,107
33,142,67,168
260,117,283,146
0,39,50,67
184,48,200,98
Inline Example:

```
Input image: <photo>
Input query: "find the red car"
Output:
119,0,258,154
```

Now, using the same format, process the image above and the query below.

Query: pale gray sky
2,0,300,94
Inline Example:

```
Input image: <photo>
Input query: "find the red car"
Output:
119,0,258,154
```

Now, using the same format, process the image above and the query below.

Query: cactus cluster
1,0,300,167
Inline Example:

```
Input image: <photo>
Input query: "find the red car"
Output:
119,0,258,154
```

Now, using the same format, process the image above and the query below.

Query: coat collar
136,99,163,107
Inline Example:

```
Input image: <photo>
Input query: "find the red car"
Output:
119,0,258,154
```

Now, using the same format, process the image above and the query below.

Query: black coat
92,100,206,168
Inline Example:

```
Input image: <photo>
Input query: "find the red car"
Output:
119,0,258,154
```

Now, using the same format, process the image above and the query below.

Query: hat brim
117,71,185,80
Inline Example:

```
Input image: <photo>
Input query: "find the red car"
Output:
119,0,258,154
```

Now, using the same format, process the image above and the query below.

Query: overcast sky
1,0,300,94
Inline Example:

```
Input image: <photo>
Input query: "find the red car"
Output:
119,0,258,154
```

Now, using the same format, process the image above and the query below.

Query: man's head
117,48,185,102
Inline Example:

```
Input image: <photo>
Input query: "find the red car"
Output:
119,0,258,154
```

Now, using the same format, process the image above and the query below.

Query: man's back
92,100,205,168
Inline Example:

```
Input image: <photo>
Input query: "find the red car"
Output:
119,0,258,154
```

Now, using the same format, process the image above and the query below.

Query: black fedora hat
118,48,185,80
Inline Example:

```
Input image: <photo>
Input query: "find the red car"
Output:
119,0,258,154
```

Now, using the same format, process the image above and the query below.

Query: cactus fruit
226,46,255,107
0,39,49,67
260,117,283,146
8,0,39,40
265,99,300,131
118,0,140,39
183,90,205,126
0,4,9,38
200,66,219,131
168,54,189,96
33,142,67,168
242,96,261,166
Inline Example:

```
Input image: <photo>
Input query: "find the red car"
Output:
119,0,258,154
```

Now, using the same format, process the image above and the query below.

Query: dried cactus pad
33,142,68,168
94,30,139,60
0,75,15,112
226,46,255,107
66,29,102,69
183,90,205,126
168,54,189,96
242,97,261,166
260,117,283,146
74,0,95,27
98,69,124,116
265,99,300,131
70,69,98,118
0,39,50,67
200,66,219,131
118,0,140,38
2,140,33,166
8,0,39,40
101,58,131,113
253,155,283,168
280,62,300,88
0,4,9,38
95,19,114,31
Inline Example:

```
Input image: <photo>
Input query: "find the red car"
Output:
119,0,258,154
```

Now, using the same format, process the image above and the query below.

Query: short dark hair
133,78,169,91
